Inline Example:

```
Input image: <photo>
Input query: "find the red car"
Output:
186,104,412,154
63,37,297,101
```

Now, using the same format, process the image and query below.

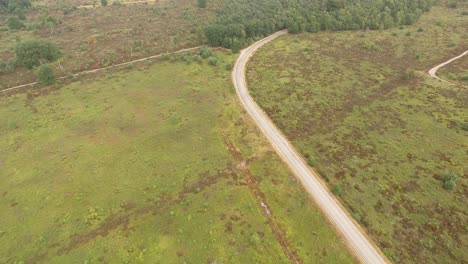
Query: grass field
0,0,217,89
247,3,467,264
438,55,468,86
0,51,354,263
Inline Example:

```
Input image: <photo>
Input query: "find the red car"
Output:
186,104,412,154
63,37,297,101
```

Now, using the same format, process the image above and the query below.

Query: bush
198,46,213,58
101,0,108,6
207,56,218,66
197,0,206,8
7,16,25,30
0,58,16,73
442,173,457,191
306,159,316,167
15,39,62,69
461,123,468,131
332,184,343,196
4,0,31,13
36,64,56,85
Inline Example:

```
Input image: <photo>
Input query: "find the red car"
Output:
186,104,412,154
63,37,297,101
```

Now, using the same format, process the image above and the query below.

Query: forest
205,0,435,51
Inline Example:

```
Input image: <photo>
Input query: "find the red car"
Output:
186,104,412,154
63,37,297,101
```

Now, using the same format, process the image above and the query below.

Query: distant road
232,30,388,264
428,50,468,81
77,0,158,8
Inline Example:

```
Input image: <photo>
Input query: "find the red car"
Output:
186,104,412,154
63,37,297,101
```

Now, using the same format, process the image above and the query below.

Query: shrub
36,64,56,85
7,16,25,30
332,184,343,196
100,0,108,6
417,27,424,32
462,11,468,16
198,46,213,58
442,173,457,191
0,58,16,73
225,63,232,71
5,0,31,13
306,159,315,166
15,39,62,69
207,56,218,66
461,122,468,131
197,0,206,8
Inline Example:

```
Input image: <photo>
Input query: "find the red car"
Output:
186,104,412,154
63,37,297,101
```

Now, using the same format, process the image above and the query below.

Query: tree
197,0,206,8
100,0,108,6
36,64,56,85
15,39,62,69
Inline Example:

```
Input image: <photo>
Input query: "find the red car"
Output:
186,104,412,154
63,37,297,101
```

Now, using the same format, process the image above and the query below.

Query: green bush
0,58,16,73
207,56,218,66
197,0,206,8
198,46,213,58
15,39,62,69
306,158,315,167
442,173,457,191
7,16,25,30
332,184,343,196
101,0,108,6
36,64,56,85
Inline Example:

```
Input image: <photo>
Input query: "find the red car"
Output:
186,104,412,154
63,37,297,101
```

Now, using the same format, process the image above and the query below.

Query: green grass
247,4,468,264
0,52,353,263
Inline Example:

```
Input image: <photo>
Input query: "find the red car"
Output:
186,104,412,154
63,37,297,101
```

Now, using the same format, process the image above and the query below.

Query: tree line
205,0,434,51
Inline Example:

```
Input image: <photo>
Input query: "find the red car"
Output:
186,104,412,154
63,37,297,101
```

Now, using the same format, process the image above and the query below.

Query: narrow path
232,30,388,264
428,50,468,81
0,46,200,93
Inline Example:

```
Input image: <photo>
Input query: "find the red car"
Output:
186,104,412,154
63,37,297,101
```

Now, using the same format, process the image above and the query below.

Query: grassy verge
247,3,467,263
0,51,353,263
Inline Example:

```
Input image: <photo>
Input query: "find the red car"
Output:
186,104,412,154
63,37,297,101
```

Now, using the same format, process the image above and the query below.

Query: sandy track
428,50,468,81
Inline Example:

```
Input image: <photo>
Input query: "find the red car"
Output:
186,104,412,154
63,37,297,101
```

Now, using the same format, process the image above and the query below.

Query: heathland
247,2,467,263
0,51,353,263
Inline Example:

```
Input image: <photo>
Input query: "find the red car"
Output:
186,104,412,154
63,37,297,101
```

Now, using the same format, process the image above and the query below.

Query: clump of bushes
7,16,25,30
15,39,62,68
36,64,56,85
207,56,219,66
0,59,16,73
198,46,213,58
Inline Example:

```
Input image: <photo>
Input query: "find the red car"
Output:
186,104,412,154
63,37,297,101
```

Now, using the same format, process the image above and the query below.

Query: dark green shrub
100,0,108,6
442,173,457,191
36,64,56,85
7,16,25,30
332,184,343,196
306,159,315,167
197,0,206,8
15,39,62,69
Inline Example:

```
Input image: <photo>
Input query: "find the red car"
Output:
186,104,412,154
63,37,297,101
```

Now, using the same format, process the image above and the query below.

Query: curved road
232,30,388,264
428,50,468,81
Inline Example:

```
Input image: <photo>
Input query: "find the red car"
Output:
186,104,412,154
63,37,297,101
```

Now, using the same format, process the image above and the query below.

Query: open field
247,3,468,264
0,51,353,263
0,0,217,89
438,55,468,86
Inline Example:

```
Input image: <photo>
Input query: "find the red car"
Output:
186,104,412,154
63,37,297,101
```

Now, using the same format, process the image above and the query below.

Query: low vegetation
0,50,353,263
247,2,467,263
438,55,468,86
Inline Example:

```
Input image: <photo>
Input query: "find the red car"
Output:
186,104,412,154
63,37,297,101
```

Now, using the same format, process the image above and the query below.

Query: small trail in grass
77,0,160,9
0,46,201,94
223,138,303,264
